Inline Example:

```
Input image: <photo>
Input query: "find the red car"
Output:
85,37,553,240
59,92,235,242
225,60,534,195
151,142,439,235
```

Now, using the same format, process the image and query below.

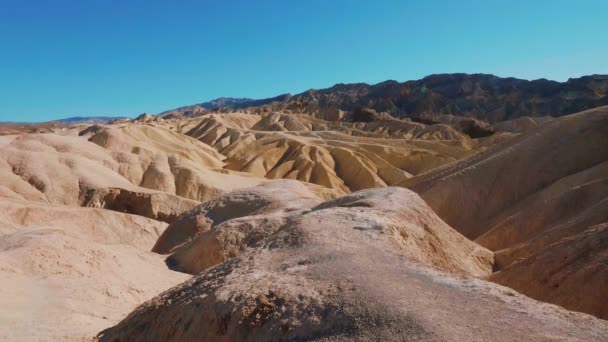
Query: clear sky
1,0,607,122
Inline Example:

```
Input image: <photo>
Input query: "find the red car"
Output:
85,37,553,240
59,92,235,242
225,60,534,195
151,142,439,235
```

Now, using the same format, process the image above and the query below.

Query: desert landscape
0,74,607,341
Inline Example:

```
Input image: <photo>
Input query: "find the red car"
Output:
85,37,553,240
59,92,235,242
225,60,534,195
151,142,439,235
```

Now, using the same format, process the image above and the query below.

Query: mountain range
9,73,608,125
165,73,608,122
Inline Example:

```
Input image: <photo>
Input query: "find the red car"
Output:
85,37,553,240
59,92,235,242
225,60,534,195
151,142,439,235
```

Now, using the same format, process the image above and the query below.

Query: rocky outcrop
152,181,320,256
351,107,388,122
455,118,495,138
80,187,199,223
97,183,608,342
159,182,493,277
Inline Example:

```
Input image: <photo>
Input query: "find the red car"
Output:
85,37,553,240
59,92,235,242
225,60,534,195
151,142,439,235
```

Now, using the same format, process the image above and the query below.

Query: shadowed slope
403,106,608,318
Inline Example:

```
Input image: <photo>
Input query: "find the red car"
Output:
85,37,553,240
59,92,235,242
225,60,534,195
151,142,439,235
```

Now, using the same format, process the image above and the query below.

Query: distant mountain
157,100,249,118
283,74,608,122
199,97,255,109
165,74,608,122
53,116,127,124
0,116,127,125
160,95,292,117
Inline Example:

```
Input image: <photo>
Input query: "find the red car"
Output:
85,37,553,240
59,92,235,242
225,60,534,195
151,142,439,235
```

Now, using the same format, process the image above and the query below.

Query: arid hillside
404,106,608,318
98,182,606,342
0,103,607,340
0,197,190,341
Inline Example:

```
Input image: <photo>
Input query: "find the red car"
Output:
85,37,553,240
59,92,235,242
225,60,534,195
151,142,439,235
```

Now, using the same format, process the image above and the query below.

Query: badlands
1,75,608,341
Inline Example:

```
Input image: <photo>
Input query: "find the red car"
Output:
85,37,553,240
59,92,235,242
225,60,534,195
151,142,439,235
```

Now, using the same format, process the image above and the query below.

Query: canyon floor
0,106,607,341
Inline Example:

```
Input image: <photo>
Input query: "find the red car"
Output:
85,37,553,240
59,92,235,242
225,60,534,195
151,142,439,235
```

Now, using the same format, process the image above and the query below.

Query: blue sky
0,0,607,122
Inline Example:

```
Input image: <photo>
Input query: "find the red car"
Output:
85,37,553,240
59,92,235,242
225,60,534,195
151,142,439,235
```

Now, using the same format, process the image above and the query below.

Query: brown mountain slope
491,115,556,133
98,183,608,341
491,222,608,319
403,106,608,239
167,74,608,122
403,106,608,318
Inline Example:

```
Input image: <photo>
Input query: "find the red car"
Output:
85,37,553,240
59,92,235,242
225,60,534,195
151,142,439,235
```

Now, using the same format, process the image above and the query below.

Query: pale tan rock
2,106,606,341
183,112,483,192
98,185,608,342
0,199,189,341
153,180,320,256
155,182,493,277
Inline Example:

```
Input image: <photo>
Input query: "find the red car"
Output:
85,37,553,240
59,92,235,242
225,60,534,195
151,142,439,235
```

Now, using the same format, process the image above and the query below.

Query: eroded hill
404,106,608,318
98,182,606,342
0,104,607,340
